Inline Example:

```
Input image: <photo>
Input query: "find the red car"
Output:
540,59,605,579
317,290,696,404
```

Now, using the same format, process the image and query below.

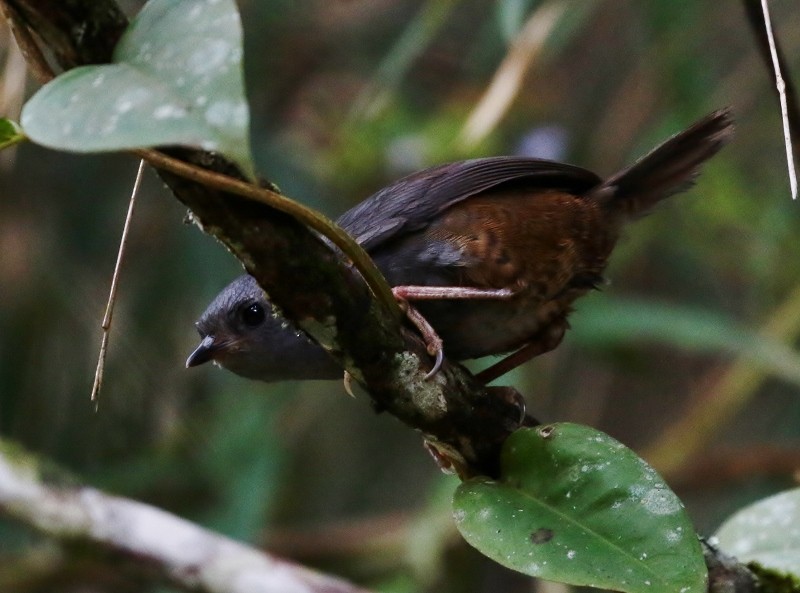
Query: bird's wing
337,157,602,251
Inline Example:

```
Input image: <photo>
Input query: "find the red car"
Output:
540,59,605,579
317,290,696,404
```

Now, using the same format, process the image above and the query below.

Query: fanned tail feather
592,108,734,219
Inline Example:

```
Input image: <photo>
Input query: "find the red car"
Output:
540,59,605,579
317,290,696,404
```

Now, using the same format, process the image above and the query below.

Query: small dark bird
187,109,733,383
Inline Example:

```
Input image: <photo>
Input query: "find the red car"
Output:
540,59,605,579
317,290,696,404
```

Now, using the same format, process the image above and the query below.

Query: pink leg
392,285,516,380
402,298,444,378
393,286,515,301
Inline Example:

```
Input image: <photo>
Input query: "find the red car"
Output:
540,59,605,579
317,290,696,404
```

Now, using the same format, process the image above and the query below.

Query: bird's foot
392,290,444,379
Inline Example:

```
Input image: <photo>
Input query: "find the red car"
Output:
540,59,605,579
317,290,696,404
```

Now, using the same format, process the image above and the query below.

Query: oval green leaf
715,487,800,575
21,0,254,178
453,424,706,593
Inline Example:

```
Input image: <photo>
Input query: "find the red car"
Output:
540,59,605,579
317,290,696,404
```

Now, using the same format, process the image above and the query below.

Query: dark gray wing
336,157,602,251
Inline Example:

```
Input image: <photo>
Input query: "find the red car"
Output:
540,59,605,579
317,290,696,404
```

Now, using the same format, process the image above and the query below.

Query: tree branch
0,439,372,593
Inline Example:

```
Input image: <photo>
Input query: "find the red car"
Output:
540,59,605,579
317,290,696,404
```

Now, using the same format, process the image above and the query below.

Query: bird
186,109,733,384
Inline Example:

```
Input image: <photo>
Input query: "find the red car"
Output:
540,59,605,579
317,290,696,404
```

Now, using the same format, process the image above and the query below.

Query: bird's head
186,275,340,382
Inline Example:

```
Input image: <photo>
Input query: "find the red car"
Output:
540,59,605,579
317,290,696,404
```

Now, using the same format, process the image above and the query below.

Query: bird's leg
392,285,516,379
393,286,515,300
475,320,567,384
392,292,444,379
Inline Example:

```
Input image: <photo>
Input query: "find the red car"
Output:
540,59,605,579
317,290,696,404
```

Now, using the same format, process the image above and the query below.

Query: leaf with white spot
21,0,254,179
453,424,706,593
715,487,800,575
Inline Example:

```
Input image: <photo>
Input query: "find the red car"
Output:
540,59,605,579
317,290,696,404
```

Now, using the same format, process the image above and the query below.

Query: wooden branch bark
0,0,529,478
0,439,372,593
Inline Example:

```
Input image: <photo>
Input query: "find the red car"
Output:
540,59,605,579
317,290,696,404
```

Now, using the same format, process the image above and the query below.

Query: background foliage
1,0,799,591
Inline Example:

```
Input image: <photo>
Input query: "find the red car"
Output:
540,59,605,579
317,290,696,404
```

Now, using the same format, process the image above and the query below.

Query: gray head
186,275,341,382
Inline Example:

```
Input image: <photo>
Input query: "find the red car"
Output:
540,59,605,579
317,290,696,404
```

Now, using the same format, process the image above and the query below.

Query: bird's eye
240,302,266,327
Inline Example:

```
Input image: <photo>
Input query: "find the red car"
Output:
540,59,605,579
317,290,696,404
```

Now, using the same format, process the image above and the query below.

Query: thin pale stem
760,0,797,199
91,159,145,404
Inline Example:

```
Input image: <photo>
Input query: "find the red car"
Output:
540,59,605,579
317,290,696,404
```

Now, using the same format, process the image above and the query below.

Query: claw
405,308,443,380
424,347,444,380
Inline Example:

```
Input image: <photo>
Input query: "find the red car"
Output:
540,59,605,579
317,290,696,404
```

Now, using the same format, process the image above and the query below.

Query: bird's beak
186,335,220,368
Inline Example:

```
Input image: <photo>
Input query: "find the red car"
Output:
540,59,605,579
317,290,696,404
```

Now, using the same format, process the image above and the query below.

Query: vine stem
133,148,400,318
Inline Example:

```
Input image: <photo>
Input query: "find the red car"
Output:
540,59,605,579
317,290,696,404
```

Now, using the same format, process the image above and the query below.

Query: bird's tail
591,109,734,220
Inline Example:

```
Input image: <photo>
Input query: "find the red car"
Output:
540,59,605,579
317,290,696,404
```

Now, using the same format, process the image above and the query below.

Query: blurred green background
1,0,799,591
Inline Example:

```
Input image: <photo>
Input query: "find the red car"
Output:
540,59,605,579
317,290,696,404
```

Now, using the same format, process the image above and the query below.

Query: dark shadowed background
1,1,799,591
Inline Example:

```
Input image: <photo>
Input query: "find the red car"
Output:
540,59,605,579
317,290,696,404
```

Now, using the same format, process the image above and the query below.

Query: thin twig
91,159,145,405
740,0,800,154
759,0,797,199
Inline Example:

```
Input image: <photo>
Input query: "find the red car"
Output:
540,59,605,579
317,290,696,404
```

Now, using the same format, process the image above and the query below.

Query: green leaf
21,0,254,178
715,487,800,575
0,118,25,150
453,424,706,593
